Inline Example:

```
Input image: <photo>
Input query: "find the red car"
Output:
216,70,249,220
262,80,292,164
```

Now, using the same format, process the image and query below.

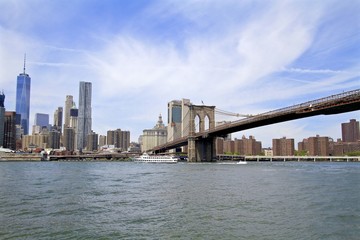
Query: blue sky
0,0,359,147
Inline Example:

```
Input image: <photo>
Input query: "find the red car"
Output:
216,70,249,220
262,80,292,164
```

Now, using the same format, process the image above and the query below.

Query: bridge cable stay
181,110,191,137
215,108,252,118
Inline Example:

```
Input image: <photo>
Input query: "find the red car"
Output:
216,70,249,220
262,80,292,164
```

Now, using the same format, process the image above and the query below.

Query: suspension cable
215,108,252,117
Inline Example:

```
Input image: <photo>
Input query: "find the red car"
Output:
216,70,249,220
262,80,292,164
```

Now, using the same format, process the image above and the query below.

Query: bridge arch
204,115,210,131
194,114,200,133
189,105,215,135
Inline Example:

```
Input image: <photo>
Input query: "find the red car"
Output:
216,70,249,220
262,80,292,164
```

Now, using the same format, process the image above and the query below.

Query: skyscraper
64,95,74,129
15,55,31,135
4,111,17,150
34,113,49,128
53,107,63,132
77,81,92,150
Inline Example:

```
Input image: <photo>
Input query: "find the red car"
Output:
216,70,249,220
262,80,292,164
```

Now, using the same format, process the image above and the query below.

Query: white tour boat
133,153,178,163
236,160,248,165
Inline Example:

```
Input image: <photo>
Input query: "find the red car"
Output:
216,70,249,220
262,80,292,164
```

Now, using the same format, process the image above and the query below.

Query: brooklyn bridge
152,89,360,162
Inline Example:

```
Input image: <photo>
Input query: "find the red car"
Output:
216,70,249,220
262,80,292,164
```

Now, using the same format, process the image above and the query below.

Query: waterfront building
298,138,308,153
0,91,5,147
224,139,235,154
77,81,92,150
342,119,360,142
15,55,31,135
98,135,106,148
107,131,115,145
309,135,329,156
264,148,273,156
107,129,130,151
333,141,360,156
272,137,295,156
217,135,261,155
22,134,48,150
63,127,75,151
234,135,262,155
48,130,61,149
298,135,330,156
64,95,74,129
3,111,17,150
141,114,168,152
216,138,224,154
87,131,98,151
53,107,63,133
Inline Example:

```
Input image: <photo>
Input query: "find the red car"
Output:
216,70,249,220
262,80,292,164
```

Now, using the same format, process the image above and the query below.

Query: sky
0,0,359,148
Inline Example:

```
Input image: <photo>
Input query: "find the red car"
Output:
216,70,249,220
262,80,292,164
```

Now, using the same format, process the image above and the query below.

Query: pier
0,152,137,161
217,154,360,162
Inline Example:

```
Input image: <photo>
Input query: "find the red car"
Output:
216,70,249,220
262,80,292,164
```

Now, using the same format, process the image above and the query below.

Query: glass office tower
76,81,92,150
34,113,49,129
15,57,31,135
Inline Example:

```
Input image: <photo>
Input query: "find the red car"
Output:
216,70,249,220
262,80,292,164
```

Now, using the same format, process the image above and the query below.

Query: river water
0,161,359,239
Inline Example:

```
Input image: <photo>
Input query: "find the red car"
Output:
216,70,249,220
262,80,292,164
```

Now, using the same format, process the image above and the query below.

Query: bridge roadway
153,89,360,153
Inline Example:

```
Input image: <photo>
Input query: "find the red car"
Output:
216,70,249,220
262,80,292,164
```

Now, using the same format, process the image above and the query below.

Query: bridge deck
153,89,360,152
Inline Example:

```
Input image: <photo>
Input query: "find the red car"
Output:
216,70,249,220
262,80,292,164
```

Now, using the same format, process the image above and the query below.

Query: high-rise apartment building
272,137,295,156
15,56,31,135
234,135,262,155
63,127,75,151
48,130,61,149
224,139,235,153
107,129,130,151
217,135,262,155
298,138,308,153
98,135,107,147
342,119,360,142
77,81,92,150
87,131,98,151
216,138,224,154
304,135,330,156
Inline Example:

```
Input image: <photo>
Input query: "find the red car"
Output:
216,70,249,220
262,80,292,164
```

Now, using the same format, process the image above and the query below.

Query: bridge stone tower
188,104,216,162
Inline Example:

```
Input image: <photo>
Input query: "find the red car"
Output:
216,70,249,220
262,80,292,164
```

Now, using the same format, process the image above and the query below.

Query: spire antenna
23,53,26,74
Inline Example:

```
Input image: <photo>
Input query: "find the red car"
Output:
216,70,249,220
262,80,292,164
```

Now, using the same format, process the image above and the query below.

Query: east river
0,161,359,239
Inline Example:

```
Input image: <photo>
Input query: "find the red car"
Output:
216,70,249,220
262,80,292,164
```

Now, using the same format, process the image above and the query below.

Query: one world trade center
16,55,31,135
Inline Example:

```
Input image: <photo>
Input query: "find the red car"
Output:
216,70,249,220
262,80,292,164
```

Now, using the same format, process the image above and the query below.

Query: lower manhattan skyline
1,1,359,147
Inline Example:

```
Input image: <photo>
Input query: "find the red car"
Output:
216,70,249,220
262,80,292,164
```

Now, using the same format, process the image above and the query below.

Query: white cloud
0,0,358,143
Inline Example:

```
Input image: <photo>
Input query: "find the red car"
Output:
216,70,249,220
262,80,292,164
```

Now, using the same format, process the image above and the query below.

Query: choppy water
0,161,359,239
